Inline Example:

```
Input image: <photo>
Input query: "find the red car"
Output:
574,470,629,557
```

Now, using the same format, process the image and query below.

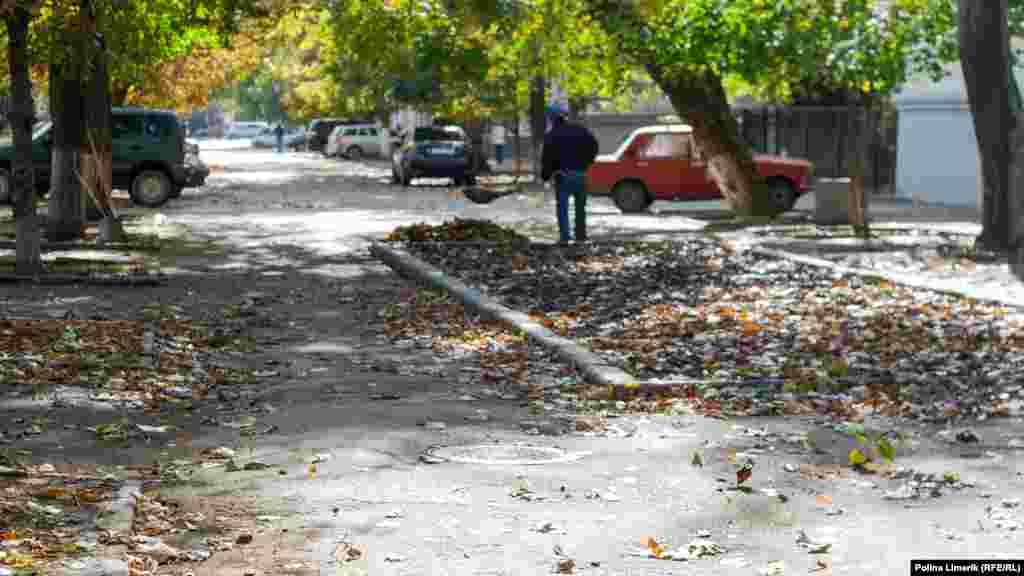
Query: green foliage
588,0,961,104
326,0,634,119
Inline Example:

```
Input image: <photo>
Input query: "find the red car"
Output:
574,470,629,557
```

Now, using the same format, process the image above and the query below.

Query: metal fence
735,105,898,195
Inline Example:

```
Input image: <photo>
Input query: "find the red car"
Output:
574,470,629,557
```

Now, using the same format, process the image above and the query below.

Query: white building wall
895,103,980,207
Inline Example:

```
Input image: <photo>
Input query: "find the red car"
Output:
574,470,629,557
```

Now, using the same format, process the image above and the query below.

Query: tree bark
529,74,546,179
48,57,86,241
959,0,1012,251
80,6,119,241
648,66,775,217
847,106,871,235
6,6,43,275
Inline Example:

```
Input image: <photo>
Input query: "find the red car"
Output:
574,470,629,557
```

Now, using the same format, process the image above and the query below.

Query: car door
364,127,381,156
676,133,713,199
32,124,53,186
634,132,684,201
111,113,145,183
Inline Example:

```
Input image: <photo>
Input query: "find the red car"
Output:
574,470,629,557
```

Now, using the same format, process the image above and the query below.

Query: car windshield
414,127,463,142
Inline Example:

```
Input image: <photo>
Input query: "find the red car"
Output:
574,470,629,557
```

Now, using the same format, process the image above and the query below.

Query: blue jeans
495,144,505,164
555,170,587,243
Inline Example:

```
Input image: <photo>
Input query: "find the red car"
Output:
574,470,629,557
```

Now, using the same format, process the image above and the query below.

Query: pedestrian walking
274,123,285,154
540,105,599,244
492,122,507,166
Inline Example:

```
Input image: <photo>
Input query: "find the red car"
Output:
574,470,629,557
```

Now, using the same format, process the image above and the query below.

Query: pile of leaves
0,462,124,573
384,218,530,243
383,287,540,389
399,238,1024,423
0,459,261,575
0,317,231,417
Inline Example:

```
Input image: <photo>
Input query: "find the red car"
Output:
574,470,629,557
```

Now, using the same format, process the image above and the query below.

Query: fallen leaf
308,463,317,479
815,495,833,506
812,557,833,574
878,438,895,461
691,451,703,468
556,558,575,573
334,542,364,562
848,449,867,466
645,536,665,559
736,460,754,485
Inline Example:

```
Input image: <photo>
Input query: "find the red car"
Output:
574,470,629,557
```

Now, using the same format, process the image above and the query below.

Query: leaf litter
393,232,1024,424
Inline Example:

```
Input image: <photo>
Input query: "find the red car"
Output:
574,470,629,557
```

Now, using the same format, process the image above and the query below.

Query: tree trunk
80,10,119,242
6,6,42,275
529,75,546,179
648,66,775,217
847,106,871,236
463,115,488,175
48,58,86,241
959,0,1012,251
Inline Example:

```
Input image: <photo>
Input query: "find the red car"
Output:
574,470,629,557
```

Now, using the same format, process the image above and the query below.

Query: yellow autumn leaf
848,448,868,466
644,536,664,558
308,463,317,479
726,448,737,464
45,487,71,499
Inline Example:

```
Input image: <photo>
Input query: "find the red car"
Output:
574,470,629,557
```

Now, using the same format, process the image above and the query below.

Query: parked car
586,124,815,213
324,123,389,160
190,128,209,140
392,125,474,187
306,118,358,153
224,121,270,140
0,107,209,208
252,126,305,149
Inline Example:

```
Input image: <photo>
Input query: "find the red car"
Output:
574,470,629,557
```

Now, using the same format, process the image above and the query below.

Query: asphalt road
3,147,1020,576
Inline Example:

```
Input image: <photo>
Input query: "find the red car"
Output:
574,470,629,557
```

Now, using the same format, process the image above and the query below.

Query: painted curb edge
370,242,643,389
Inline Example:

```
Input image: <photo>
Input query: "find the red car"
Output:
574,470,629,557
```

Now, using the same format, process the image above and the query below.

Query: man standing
274,123,285,154
541,105,599,243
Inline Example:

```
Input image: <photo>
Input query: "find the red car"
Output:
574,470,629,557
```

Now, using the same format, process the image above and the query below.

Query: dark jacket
541,120,599,182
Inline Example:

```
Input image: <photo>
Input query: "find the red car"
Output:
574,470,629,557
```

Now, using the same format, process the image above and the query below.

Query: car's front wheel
0,168,10,205
346,146,363,161
130,169,172,208
168,185,183,199
612,180,652,213
767,178,797,213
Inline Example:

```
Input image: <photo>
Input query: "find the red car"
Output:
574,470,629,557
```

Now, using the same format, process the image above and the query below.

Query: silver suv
324,123,389,160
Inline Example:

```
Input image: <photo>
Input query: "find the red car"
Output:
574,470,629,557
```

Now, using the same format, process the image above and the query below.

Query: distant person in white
492,123,506,166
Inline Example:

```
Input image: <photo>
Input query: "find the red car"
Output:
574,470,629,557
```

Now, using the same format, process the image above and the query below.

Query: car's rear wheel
0,168,10,205
168,185,183,199
767,178,797,212
612,180,652,213
130,169,172,208
346,146,363,161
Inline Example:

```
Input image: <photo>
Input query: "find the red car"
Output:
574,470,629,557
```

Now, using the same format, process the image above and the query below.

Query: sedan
392,125,475,186
586,124,815,213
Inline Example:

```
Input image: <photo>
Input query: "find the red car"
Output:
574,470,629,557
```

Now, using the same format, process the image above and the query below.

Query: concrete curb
744,244,1024,311
370,242,644,389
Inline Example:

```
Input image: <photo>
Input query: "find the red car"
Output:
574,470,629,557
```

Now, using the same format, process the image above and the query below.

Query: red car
586,124,815,213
